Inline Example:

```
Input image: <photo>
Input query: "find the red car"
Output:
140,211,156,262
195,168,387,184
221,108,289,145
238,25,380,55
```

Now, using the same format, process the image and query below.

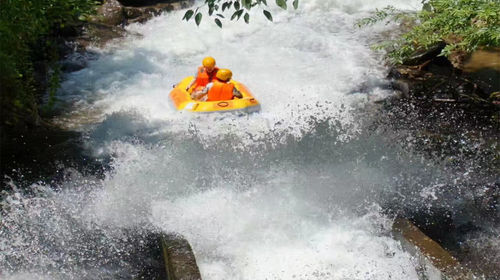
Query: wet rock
77,22,128,48
123,6,161,24
390,48,499,108
123,1,194,24
80,0,194,47
92,0,125,26
390,80,410,98
123,5,144,19
463,49,500,72
447,49,469,70
490,92,500,105
403,42,446,66
61,53,88,72
463,49,500,100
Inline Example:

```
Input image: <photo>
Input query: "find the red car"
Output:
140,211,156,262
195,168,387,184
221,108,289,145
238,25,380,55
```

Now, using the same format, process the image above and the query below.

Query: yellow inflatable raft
169,76,261,113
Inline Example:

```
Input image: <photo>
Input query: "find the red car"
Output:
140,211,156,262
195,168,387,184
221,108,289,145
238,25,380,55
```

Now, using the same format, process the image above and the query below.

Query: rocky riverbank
387,46,499,175
377,46,500,278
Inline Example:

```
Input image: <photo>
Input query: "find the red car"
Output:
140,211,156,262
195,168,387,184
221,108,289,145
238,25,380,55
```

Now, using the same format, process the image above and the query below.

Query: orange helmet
202,56,216,68
216,69,232,82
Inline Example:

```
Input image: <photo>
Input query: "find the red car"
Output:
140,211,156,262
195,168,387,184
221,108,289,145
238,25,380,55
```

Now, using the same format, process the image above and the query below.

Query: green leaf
422,2,431,12
183,9,194,21
242,0,252,10
263,10,273,21
215,18,222,28
231,10,238,20
195,12,202,26
244,12,250,23
234,1,240,10
293,0,299,10
276,0,287,10
231,9,244,20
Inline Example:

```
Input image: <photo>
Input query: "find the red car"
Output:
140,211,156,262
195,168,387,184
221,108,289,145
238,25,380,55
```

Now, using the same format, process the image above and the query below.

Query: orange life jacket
207,81,234,101
195,66,219,88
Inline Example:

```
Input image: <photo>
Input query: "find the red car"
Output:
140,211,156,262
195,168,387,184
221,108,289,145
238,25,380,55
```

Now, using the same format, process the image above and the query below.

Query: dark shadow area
0,125,108,190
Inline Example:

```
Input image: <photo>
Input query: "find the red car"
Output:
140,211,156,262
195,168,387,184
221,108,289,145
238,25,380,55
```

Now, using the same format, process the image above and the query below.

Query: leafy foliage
182,0,299,27
359,0,500,64
356,6,413,27
0,0,97,125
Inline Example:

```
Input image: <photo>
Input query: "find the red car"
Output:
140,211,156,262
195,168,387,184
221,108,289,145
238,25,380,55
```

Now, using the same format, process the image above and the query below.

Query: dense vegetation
0,0,97,127
358,0,500,64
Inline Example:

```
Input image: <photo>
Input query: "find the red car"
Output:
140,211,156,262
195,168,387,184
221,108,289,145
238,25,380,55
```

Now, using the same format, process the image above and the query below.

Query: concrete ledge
159,220,475,280
392,218,475,280
160,233,202,280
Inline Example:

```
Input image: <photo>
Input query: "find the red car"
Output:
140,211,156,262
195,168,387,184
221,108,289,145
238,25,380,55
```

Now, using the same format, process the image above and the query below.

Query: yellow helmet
216,69,232,82
202,56,216,68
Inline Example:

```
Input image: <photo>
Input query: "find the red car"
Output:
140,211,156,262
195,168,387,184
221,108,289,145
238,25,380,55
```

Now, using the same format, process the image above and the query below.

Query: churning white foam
2,0,438,279
57,0,421,146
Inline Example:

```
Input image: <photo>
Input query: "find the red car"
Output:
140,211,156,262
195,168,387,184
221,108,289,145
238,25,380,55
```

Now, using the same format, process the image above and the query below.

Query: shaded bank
0,0,193,181
387,45,499,176
378,46,500,278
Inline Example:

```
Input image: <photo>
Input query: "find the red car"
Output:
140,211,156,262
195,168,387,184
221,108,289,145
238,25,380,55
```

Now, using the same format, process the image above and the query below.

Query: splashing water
3,0,472,279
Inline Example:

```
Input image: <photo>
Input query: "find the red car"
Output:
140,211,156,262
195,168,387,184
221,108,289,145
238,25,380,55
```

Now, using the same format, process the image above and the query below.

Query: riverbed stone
123,1,194,24
93,0,125,26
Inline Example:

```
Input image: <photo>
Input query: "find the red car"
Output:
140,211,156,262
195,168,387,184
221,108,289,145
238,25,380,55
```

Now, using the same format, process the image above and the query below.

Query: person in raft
186,56,219,92
191,69,243,102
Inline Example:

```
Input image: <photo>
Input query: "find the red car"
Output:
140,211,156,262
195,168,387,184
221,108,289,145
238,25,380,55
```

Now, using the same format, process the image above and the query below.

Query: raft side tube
169,76,261,113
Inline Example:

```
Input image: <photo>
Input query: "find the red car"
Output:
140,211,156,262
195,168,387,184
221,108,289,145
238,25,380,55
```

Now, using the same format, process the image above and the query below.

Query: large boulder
463,48,500,72
89,0,195,26
77,22,128,48
93,0,125,26
118,0,178,7
462,48,500,100
122,0,194,24
81,0,195,48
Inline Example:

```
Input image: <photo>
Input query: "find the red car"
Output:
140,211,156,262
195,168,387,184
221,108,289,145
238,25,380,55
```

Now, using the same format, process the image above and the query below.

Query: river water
1,0,498,279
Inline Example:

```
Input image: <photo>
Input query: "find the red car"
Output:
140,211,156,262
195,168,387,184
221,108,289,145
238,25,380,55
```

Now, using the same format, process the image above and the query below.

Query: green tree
0,0,97,126
182,0,299,27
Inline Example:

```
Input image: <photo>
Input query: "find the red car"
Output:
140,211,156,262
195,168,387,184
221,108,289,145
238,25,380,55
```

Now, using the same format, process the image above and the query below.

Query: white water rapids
3,1,473,279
